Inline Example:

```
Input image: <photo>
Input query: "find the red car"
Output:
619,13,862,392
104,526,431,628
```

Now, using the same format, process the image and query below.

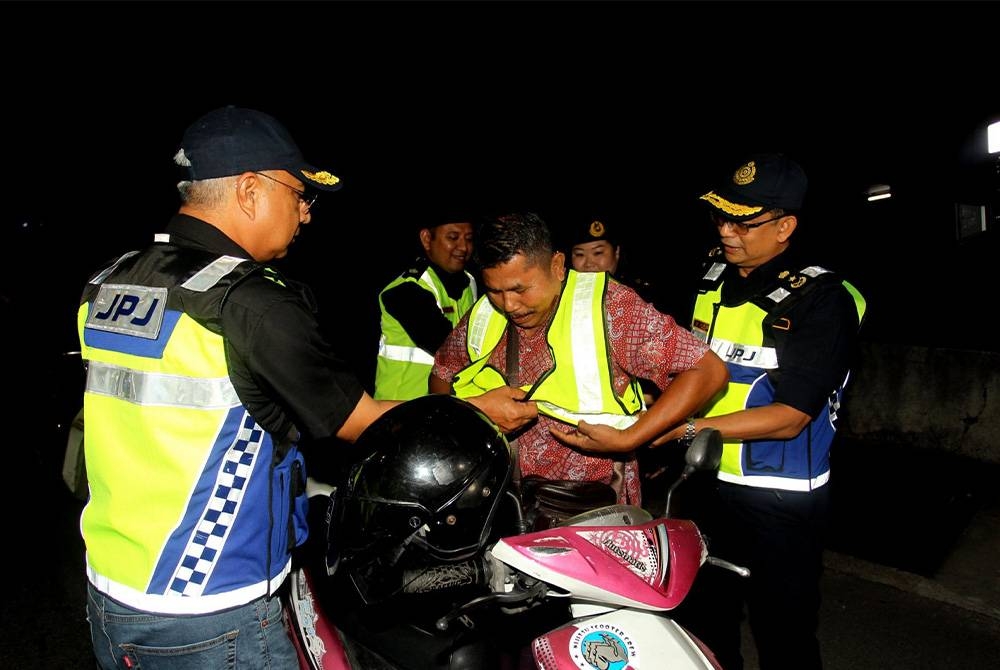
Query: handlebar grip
400,558,487,594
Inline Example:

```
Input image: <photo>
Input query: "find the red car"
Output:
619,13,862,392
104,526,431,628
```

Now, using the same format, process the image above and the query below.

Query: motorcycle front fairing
490,516,707,610
532,608,722,670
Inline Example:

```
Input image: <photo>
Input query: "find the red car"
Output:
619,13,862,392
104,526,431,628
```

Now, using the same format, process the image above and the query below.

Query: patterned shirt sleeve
604,280,711,392
431,313,472,385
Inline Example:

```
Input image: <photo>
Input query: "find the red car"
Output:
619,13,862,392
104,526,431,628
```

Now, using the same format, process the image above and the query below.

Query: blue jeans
87,583,299,669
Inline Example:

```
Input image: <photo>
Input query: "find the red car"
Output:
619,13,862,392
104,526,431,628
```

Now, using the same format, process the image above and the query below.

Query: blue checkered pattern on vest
168,414,264,596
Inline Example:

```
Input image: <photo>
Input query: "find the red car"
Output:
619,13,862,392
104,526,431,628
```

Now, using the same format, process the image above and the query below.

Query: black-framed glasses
711,212,785,235
254,171,319,210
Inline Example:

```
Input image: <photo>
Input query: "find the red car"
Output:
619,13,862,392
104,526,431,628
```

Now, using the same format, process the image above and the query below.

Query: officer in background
562,216,665,310
374,215,477,400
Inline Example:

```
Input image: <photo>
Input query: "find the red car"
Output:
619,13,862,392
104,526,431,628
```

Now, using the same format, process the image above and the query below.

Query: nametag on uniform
691,319,710,342
86,284,167,339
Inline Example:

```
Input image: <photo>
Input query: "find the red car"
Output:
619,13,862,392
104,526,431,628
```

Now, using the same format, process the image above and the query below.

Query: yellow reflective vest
453,270,644,427
693,258,867,491
78,244,307,615
375,262,477,400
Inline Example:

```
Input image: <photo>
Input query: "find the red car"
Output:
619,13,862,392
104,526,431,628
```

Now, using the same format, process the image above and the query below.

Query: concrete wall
841,342,1000,463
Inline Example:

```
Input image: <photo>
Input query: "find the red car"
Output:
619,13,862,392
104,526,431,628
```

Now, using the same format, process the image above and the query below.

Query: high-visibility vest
453,270,643,428
693,257,867,491
375,263,477,400
78,243,307,614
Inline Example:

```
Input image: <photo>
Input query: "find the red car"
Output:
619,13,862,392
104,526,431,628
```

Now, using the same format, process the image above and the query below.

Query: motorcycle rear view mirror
684,427,723,476
664,428,723,518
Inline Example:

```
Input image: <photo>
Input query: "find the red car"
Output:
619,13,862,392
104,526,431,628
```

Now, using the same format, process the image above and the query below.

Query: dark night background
3,4,1000,667
5,0,999,390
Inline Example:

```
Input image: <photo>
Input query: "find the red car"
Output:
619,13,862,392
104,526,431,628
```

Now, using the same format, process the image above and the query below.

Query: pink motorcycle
284,395,747,670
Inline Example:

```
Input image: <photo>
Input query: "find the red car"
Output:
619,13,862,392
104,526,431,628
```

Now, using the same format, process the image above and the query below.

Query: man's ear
235,172,259,218
777,214,797,242
419,228,432,252
552,250,567,280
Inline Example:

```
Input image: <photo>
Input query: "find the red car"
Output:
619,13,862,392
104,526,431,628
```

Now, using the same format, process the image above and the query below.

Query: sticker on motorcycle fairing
569,623,637,670
579,528,659,585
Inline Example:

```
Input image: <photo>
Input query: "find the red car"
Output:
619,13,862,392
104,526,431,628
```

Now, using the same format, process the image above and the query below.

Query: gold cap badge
302,170,341,187
733,161,757,186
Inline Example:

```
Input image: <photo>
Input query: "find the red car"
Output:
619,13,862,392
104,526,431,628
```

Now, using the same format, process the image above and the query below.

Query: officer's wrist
681,418,697,445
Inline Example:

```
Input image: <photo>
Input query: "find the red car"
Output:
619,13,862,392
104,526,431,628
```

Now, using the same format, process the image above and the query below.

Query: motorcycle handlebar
706,555,751,578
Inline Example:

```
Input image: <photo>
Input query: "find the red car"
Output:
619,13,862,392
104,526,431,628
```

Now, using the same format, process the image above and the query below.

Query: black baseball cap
173,106,342,191
700,153,807,221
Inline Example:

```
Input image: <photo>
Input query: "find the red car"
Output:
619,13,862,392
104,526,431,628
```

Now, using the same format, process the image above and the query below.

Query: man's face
422,222,473,274
253,170,313,261
714,211,794,277
481,251,566,332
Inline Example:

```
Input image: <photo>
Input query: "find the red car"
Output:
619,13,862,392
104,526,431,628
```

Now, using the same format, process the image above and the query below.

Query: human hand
549,419,635,453
468,386,538,434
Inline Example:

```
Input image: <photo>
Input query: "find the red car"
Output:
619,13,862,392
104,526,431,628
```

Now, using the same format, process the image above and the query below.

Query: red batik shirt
431,279,711,506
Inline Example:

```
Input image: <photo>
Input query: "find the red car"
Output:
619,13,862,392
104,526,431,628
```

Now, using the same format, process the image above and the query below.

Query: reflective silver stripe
419,269,442,304
709,337,778,370
87,562,290,616
181,256,248,292
89,250,140,285
701,262,726,282
86,361,241,409
536,401,639,429
717,469,830,491
567,272,603,412
377,337,435,365
800,265,831,278
766,286,792,304
467,303,494,359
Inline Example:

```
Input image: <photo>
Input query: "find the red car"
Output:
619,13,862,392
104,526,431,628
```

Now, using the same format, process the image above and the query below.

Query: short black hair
474,212,554,269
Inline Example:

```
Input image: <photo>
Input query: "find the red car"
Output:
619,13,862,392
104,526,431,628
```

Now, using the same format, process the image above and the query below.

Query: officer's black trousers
671,480,830,670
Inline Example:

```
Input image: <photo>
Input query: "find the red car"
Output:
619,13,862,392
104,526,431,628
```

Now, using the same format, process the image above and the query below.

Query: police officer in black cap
564,216,667,311
660,153,868,670
76,106,532,670
374,214,478,400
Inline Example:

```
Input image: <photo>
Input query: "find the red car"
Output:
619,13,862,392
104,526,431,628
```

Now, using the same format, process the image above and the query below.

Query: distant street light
865,184,892,202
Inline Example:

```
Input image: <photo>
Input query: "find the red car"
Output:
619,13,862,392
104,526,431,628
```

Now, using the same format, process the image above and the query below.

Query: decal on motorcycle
569,623,637,670
87,284,167,339
579,528,659,585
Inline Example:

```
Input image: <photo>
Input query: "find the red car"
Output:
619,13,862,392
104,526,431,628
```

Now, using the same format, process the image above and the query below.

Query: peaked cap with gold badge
173,106,342,192
570,218,617,247
700,153,807,222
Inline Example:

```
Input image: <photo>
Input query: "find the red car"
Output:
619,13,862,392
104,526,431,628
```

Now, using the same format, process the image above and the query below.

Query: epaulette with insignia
696,246,727,293
754,265,836,314
401,257,431,279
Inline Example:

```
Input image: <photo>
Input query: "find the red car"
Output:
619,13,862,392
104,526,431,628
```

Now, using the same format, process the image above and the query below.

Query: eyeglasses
712,213,785,235
253,172,319,210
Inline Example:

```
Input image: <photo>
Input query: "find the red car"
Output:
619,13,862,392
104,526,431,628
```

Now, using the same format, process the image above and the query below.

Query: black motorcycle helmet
337,395,513,598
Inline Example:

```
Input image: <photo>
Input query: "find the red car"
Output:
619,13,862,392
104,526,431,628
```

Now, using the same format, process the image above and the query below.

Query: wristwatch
682,418,697,445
